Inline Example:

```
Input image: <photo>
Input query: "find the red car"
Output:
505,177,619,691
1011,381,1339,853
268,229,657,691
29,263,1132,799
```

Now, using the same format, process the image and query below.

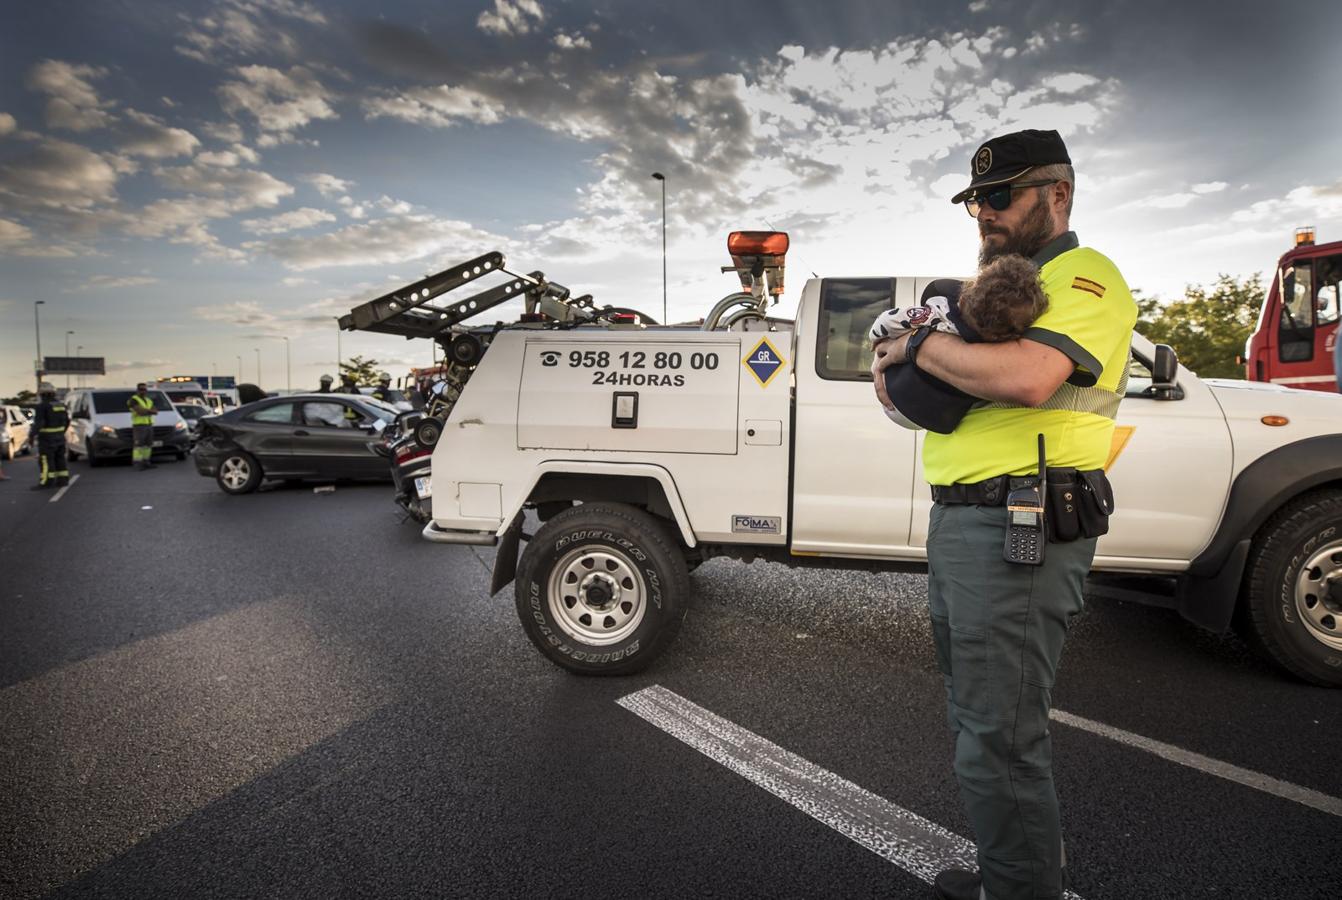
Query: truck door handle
293,429,309,436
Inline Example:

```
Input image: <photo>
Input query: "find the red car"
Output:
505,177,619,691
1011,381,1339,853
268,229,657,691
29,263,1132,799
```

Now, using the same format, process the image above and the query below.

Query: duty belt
931,468,1084,506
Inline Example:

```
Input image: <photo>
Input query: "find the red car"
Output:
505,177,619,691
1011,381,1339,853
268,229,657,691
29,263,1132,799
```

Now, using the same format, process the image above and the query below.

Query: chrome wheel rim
547,544,646,645
1294,539,1342,652
220,457,251,490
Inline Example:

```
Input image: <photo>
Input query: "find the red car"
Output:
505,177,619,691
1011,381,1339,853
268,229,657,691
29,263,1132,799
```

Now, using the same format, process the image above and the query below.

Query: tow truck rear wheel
515,502,688,675
1243,490,1342,687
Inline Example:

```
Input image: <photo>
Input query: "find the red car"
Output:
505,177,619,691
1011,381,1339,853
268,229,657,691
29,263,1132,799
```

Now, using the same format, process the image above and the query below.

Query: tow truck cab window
816,277,895,381
1280,260,1314,362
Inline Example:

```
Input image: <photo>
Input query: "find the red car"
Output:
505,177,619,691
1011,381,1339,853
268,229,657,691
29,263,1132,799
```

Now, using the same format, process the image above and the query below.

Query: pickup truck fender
489,460,697,595
1179,434,1342,631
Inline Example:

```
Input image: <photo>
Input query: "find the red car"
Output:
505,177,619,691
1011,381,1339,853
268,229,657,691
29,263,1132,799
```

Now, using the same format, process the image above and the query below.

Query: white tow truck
342,234,1342,686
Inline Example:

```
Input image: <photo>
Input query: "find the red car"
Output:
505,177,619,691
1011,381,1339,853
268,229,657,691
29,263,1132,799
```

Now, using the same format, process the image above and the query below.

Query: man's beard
978,194,1055,267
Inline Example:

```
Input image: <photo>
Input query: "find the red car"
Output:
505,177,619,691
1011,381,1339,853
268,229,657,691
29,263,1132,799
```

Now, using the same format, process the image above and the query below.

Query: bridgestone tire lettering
515,501,689,676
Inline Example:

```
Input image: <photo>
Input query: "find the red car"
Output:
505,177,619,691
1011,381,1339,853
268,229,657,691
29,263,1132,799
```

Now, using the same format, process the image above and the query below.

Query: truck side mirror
1152,344,1178,384
1150,343,1181,400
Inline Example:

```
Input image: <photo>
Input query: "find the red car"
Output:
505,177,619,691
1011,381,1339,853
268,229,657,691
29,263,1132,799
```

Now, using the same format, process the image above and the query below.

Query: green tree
1135,274,1263,379
1,389,37,406
339,355,380,385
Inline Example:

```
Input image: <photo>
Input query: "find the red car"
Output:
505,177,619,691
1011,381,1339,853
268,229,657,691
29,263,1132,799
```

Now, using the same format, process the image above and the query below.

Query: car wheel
515,502,688,675
4,438,13,461
85,440,102,467
1243,489,1342,687
175,451,188,461
216,451,263,495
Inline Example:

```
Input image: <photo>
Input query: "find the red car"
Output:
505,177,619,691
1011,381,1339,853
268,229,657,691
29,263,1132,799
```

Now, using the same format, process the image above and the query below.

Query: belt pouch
1045,473,1082,543
1076,469,1115,538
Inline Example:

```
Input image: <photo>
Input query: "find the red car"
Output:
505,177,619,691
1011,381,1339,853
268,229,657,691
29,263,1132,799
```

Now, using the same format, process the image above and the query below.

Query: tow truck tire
515,502,688,676
216,450,263,495
1243,490,1342,687
414,416,442,449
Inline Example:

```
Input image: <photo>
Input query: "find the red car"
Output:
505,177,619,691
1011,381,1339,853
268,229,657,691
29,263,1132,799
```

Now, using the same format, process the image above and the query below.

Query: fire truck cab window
816,278,895,381
1279,261,1314,362
1314,255,1342,329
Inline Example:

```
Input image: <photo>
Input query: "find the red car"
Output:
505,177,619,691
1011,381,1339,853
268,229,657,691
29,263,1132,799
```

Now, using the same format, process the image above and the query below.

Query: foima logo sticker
733,515,781,534
744,336,785,388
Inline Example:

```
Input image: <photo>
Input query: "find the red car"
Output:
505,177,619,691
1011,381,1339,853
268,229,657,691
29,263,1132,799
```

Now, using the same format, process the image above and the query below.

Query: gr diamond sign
742,337,785,388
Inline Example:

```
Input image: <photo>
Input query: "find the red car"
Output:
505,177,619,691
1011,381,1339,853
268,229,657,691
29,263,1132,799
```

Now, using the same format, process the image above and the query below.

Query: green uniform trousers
927,502,1095,900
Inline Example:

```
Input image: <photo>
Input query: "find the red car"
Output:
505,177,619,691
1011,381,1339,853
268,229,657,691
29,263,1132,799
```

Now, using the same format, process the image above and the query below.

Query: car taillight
395,445,431,464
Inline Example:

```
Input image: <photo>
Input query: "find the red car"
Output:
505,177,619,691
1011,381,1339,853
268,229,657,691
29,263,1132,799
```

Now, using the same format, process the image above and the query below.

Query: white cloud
258,213,510,270
969,0,990,11
25,59,116,132
201,121,245,143
304,172,353,196
0,218,74,257
0,138,119,211
105,359,170,372
80,274,160,289
553,32,591,51
118,109,200,158
477,0,545,36
174,0,326,63
217,65,337,144
241,206,336,234
363,85,502,128
1192,181,1228,194
0,113,16,136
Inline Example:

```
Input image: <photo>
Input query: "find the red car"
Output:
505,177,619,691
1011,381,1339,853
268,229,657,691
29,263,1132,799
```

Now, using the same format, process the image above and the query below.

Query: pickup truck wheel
515,502,688,675
1244,490,1342,686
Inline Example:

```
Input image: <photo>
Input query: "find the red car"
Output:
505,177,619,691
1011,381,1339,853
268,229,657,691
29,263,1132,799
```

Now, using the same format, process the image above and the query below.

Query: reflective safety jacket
127,393,156,425
32,400,70,442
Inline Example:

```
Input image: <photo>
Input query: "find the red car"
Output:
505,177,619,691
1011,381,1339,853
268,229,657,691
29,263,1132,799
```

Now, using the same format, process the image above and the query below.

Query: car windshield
93,390,174,413
358,398,398,421
176,405,209,420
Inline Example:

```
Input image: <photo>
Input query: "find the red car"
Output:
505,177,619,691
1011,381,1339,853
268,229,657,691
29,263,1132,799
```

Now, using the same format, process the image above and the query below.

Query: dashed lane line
49,473,80,503
616,684,1082,898
1050,708,1342,818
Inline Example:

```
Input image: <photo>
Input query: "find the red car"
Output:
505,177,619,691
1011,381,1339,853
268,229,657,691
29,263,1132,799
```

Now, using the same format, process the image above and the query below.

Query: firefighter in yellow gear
30,382,70,489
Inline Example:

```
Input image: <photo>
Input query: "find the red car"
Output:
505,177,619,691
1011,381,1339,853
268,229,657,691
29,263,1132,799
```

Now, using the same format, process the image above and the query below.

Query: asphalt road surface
1,455,1338,899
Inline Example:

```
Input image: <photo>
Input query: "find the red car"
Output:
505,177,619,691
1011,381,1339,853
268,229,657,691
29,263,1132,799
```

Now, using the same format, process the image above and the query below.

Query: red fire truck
1244,227,1342,391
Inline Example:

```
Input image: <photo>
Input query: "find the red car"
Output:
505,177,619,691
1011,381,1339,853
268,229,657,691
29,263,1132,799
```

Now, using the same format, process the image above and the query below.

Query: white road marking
48,473,79,503
1050,709,1342,818
617,685,1082,897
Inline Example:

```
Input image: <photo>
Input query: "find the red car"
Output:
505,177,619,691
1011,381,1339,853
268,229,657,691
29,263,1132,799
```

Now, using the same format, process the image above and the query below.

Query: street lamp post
65,330,75,390
33,301,45,392
254,347,261,385
236,355,243,382
76,344,84,388
336,319,342,377
651,172,667,325
281,336,291,392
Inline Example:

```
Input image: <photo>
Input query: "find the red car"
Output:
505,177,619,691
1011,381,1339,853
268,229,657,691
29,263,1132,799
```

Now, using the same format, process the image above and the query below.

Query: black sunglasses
963,179,1058,217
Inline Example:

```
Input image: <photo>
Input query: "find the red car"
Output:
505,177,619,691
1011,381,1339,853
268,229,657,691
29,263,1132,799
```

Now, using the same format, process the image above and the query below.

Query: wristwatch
905,327,933,367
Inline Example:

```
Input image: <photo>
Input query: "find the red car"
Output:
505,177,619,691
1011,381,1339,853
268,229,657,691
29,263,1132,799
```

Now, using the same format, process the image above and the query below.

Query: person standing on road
339,372,358,394
127,382,158,470
873,129,1137,900
29,382,70,490
318,374,334,393
371,372,392,403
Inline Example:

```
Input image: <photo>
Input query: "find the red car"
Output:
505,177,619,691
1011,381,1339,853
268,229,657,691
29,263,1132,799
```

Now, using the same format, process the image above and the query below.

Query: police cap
950,129,1071,204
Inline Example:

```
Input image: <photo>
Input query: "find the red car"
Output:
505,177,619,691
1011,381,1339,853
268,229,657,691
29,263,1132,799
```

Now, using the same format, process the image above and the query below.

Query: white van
64,388,191,467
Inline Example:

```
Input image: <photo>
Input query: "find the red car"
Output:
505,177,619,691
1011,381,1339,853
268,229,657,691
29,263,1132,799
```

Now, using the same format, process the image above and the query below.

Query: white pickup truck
342,236,1342,686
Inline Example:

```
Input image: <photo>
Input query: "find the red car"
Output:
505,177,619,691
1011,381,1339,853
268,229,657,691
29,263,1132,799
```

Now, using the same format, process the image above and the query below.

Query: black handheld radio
1003,434,1047,566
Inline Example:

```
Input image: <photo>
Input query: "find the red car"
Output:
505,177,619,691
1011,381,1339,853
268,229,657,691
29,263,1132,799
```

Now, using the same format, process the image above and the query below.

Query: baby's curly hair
958,254,1048,342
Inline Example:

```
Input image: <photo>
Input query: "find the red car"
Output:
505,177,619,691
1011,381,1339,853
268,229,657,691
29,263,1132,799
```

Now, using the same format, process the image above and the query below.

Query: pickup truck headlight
96,424,117,436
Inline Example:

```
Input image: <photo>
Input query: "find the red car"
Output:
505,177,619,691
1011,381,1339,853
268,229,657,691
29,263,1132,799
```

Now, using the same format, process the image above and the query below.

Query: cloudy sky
2,0,1340,396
